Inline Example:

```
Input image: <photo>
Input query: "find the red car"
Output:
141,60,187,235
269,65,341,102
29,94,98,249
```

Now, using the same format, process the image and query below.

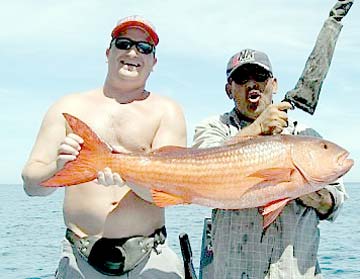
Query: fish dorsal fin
224,135,256,146
151,190,188,207
150,146,187,154
260,197,291,229
248,168,294,183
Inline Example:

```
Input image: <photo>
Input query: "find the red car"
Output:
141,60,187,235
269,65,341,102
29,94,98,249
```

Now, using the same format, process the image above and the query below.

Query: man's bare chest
74,107,159,153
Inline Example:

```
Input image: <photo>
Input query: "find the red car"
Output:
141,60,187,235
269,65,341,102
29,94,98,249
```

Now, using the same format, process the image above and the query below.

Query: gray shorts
55,238,184,279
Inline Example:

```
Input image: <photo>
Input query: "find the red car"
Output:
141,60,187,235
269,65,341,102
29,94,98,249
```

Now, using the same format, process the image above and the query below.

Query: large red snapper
41,113,353,228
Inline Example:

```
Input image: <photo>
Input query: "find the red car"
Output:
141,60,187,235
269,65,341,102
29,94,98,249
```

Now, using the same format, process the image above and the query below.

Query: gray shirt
193,109,347,279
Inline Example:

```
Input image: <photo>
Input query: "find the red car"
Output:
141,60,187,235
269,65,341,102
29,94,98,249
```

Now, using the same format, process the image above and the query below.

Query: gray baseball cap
226,49,272,80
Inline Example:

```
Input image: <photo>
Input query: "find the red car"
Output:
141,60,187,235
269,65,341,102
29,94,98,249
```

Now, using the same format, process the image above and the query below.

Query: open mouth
247,90,261,103
120,60,141,68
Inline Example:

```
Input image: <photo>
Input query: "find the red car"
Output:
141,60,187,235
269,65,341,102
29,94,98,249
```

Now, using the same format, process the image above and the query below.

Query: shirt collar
227,108,254,130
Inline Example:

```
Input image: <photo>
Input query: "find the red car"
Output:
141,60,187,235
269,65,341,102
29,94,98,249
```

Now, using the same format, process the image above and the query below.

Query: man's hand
97,167,125,187
252,102,292,135
56,133,84,171
299,189,334,215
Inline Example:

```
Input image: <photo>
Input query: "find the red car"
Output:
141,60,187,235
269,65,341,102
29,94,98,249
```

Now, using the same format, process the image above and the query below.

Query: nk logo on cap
238,49,255,64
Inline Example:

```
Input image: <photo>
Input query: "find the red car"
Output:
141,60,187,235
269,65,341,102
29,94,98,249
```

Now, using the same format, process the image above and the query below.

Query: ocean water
0,183,359,279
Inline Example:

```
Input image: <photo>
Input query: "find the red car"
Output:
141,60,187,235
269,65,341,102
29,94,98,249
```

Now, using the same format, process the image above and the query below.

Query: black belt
65,227,167,276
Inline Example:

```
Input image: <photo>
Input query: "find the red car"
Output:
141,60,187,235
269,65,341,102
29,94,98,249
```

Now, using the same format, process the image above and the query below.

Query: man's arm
299,180,347,221
197,102,291,148
151,100,187,149
237,102,292,136
129,99,187,201
322,180,348,221
22,99,76,196
192,116,230,149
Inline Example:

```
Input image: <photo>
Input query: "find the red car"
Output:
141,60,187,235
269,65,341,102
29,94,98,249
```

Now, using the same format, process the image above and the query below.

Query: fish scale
114,140,290,202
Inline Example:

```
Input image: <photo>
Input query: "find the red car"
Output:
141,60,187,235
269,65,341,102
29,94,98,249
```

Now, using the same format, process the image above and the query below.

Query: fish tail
40,113,112,187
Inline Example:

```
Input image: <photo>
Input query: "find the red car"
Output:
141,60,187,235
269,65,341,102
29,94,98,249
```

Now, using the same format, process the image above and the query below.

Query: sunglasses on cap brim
111,37,155,55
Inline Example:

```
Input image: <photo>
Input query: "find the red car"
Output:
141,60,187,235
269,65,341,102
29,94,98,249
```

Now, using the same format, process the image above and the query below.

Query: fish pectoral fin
261,198,291,215
151,190,187,207
260,198,291,229
248,168,294,183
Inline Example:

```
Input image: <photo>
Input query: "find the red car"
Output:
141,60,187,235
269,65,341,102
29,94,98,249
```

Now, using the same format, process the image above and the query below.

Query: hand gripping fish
41,114,353,228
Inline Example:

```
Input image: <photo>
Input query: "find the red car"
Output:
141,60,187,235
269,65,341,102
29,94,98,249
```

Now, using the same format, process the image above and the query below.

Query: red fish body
41,113,353,227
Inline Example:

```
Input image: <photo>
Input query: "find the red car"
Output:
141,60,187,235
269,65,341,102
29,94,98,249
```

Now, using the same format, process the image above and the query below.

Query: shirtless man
22,15,186,278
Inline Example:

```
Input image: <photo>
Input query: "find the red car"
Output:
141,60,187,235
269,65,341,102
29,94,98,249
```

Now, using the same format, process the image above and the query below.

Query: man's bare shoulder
147,92,183,111
147,92,187,148
55,88,100,104
48,88,101,112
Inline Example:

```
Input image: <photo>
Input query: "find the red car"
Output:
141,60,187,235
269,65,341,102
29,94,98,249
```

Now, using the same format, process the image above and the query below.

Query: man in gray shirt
193,2,352,277
193,48,347,278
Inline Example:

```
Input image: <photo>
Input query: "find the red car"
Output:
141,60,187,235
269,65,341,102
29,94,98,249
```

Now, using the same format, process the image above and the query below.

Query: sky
1,0,359,184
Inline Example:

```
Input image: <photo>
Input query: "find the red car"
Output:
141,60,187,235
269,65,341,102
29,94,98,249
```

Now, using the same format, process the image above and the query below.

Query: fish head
290,136,354,186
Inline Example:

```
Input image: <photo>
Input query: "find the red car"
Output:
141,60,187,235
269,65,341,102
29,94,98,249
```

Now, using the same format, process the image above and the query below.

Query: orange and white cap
111,15,159,46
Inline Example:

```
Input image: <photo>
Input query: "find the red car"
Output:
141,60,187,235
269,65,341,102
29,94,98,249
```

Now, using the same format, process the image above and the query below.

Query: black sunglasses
231,66,272,85
112,37,155,55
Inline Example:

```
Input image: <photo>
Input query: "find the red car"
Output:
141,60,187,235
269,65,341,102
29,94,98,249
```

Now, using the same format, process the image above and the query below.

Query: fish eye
321,143,328,150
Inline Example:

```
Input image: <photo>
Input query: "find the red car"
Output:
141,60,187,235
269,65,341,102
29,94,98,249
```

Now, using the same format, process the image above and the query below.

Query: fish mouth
247,90,261,103
337,151,354,173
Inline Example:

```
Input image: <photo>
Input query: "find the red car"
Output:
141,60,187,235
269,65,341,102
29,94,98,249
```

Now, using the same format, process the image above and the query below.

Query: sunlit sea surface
0,183,359,279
